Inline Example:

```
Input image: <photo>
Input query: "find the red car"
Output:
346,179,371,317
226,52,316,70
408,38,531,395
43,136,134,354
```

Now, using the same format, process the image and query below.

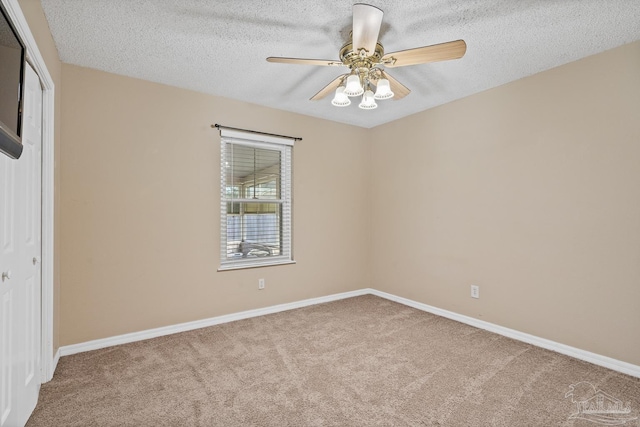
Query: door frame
2,0,56,381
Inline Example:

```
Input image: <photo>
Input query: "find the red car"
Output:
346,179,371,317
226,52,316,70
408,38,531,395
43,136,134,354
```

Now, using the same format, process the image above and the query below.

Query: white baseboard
57,287,640,379
42,347,60,382
58,289,369,357
52,348,60,376
368,289,640,379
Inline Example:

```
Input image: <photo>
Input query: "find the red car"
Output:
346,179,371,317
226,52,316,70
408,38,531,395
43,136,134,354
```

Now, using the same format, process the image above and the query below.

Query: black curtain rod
212,124,302,141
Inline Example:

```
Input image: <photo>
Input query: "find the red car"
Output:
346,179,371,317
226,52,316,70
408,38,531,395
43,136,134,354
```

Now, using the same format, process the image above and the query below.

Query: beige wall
18,0,62,356
59,64,371,345
370,42,640,365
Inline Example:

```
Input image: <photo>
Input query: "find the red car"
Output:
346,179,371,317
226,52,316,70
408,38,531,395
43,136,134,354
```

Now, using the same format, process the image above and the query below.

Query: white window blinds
219,128,293,270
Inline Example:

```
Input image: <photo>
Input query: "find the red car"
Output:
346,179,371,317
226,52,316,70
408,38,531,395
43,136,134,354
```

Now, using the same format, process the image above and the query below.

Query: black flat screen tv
0,2,25,159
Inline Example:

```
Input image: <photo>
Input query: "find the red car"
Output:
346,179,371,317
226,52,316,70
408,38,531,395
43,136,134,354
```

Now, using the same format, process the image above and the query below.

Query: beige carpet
27,295,640,426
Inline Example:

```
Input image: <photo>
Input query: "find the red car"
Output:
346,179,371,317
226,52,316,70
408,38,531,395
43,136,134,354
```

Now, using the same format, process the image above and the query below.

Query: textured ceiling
40,0,640,128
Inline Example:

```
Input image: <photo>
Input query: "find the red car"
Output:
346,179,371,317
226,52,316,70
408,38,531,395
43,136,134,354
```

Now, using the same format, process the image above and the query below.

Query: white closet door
0,138,20,427
0,63,43,427
19,62,43,425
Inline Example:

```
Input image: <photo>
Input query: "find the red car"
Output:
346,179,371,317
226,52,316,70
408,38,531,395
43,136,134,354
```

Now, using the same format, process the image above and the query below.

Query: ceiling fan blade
382,40,467,68
267,57,343,67
352,3,384,56
310,74,348,100
381,71,410,100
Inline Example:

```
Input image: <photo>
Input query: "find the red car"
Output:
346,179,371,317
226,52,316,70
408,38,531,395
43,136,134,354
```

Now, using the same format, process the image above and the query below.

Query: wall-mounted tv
0,1,25,159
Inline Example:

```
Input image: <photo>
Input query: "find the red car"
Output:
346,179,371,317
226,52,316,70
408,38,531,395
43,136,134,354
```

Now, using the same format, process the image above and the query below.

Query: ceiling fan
266,3,467,110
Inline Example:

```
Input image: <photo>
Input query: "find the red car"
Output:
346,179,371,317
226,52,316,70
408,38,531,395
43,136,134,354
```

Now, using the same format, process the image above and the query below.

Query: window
219,129,293,270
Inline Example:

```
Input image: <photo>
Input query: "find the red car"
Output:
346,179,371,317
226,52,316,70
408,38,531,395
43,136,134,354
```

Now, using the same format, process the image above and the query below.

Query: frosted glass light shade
358,90,377,110
374,78,394,100
331,86,351,107
344,75,364,97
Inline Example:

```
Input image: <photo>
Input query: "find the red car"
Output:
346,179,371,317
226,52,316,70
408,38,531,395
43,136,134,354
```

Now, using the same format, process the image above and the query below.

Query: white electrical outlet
258,278,265,290
471,285,479,299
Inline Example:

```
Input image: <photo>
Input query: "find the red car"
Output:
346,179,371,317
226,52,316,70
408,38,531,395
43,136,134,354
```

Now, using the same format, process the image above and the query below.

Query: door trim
1,0,56,381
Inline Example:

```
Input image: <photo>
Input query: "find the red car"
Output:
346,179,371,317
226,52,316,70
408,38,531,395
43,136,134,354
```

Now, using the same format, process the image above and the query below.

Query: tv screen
0,2,25,159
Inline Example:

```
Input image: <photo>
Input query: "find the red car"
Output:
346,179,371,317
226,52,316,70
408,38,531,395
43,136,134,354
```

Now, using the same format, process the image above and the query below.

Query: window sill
218,259,296,272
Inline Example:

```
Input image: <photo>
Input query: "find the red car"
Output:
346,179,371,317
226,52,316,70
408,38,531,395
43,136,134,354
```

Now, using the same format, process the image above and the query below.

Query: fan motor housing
339,42,385,70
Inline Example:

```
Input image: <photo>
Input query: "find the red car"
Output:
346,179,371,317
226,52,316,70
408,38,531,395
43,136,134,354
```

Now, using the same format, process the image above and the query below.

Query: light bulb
344,75,364,97
331,86,351,107
374,78,394,100
358,90,377,110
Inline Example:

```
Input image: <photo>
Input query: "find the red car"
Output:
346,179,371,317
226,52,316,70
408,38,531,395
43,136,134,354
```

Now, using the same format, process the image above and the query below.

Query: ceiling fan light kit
343,74,365,97
373,78,394,100
267,3,467,111
331,86,351,107
359,90,378,110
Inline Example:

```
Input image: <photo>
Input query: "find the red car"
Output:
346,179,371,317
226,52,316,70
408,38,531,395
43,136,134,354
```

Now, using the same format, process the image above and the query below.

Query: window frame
218,132,294,271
